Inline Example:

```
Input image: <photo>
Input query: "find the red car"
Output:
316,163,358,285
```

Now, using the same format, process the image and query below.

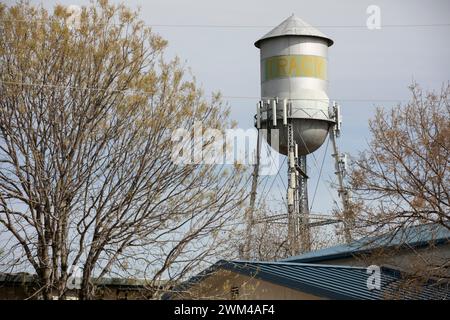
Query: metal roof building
165,223,450,300
282,222,450,264
166,260,450,300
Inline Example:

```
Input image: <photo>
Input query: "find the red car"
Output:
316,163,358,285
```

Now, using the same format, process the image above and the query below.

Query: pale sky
8,0,450,216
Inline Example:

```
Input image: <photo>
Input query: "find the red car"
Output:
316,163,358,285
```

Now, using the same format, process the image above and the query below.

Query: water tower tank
255,15,334,155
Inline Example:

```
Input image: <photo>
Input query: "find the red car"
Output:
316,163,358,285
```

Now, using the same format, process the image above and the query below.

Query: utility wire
221,96,413,102
265,142,287,191
256,142,286,203
149,23,450,29
256,152,287,209
0,80,420,103
1,19,450,29
295,125,339,206
310,136,329,211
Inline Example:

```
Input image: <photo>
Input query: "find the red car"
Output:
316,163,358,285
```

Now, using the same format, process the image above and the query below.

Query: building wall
0,286,31,300
174,269,324,300
314,243,450,273
0,284,149,300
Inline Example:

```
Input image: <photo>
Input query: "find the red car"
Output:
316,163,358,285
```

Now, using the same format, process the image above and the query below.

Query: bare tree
245,205,291,261
0,1,248,299
238,200,337,261
348,83,450,285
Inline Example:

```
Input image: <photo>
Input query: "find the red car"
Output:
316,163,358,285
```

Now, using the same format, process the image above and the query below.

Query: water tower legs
298,155,311,253
287,122,311,255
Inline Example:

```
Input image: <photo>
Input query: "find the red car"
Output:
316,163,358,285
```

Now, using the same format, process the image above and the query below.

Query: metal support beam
243,126,260,259
298,155,311,253
256,213,341,227
330,101,353,243
243,99,271,259
287,114,311,255
287,121,300,255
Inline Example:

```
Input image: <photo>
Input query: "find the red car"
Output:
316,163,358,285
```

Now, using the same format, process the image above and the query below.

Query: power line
256,154,287,209
295,125,340,207
266,142,287,191
310,136,330,211
0,80,416,103
1,19,450,29
148,23,450,29
221,96,412,102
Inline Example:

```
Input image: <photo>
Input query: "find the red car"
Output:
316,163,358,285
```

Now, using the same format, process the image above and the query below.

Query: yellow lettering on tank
288,56,298,77
300,56,315,78
265,58,273,81
277,57,288,77
316,57,326,80
263,55,327,81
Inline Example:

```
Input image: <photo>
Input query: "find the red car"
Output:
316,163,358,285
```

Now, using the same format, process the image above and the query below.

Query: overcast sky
9,0,450,216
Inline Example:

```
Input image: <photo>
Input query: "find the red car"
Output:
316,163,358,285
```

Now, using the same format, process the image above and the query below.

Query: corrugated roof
254,14,334,48
282,222,450,264
164,223,450,300
165,260,450,300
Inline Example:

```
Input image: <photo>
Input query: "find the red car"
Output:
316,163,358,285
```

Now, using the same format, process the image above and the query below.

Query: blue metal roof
165,260,450,300
282,222,450,264
164,223,450,300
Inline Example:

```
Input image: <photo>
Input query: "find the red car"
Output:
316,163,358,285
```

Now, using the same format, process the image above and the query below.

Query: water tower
253,15,349,254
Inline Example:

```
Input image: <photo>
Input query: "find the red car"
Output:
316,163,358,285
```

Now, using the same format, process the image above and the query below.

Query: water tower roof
254,14,334,48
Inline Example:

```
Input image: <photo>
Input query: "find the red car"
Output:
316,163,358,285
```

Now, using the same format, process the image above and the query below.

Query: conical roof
254,14,333,48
